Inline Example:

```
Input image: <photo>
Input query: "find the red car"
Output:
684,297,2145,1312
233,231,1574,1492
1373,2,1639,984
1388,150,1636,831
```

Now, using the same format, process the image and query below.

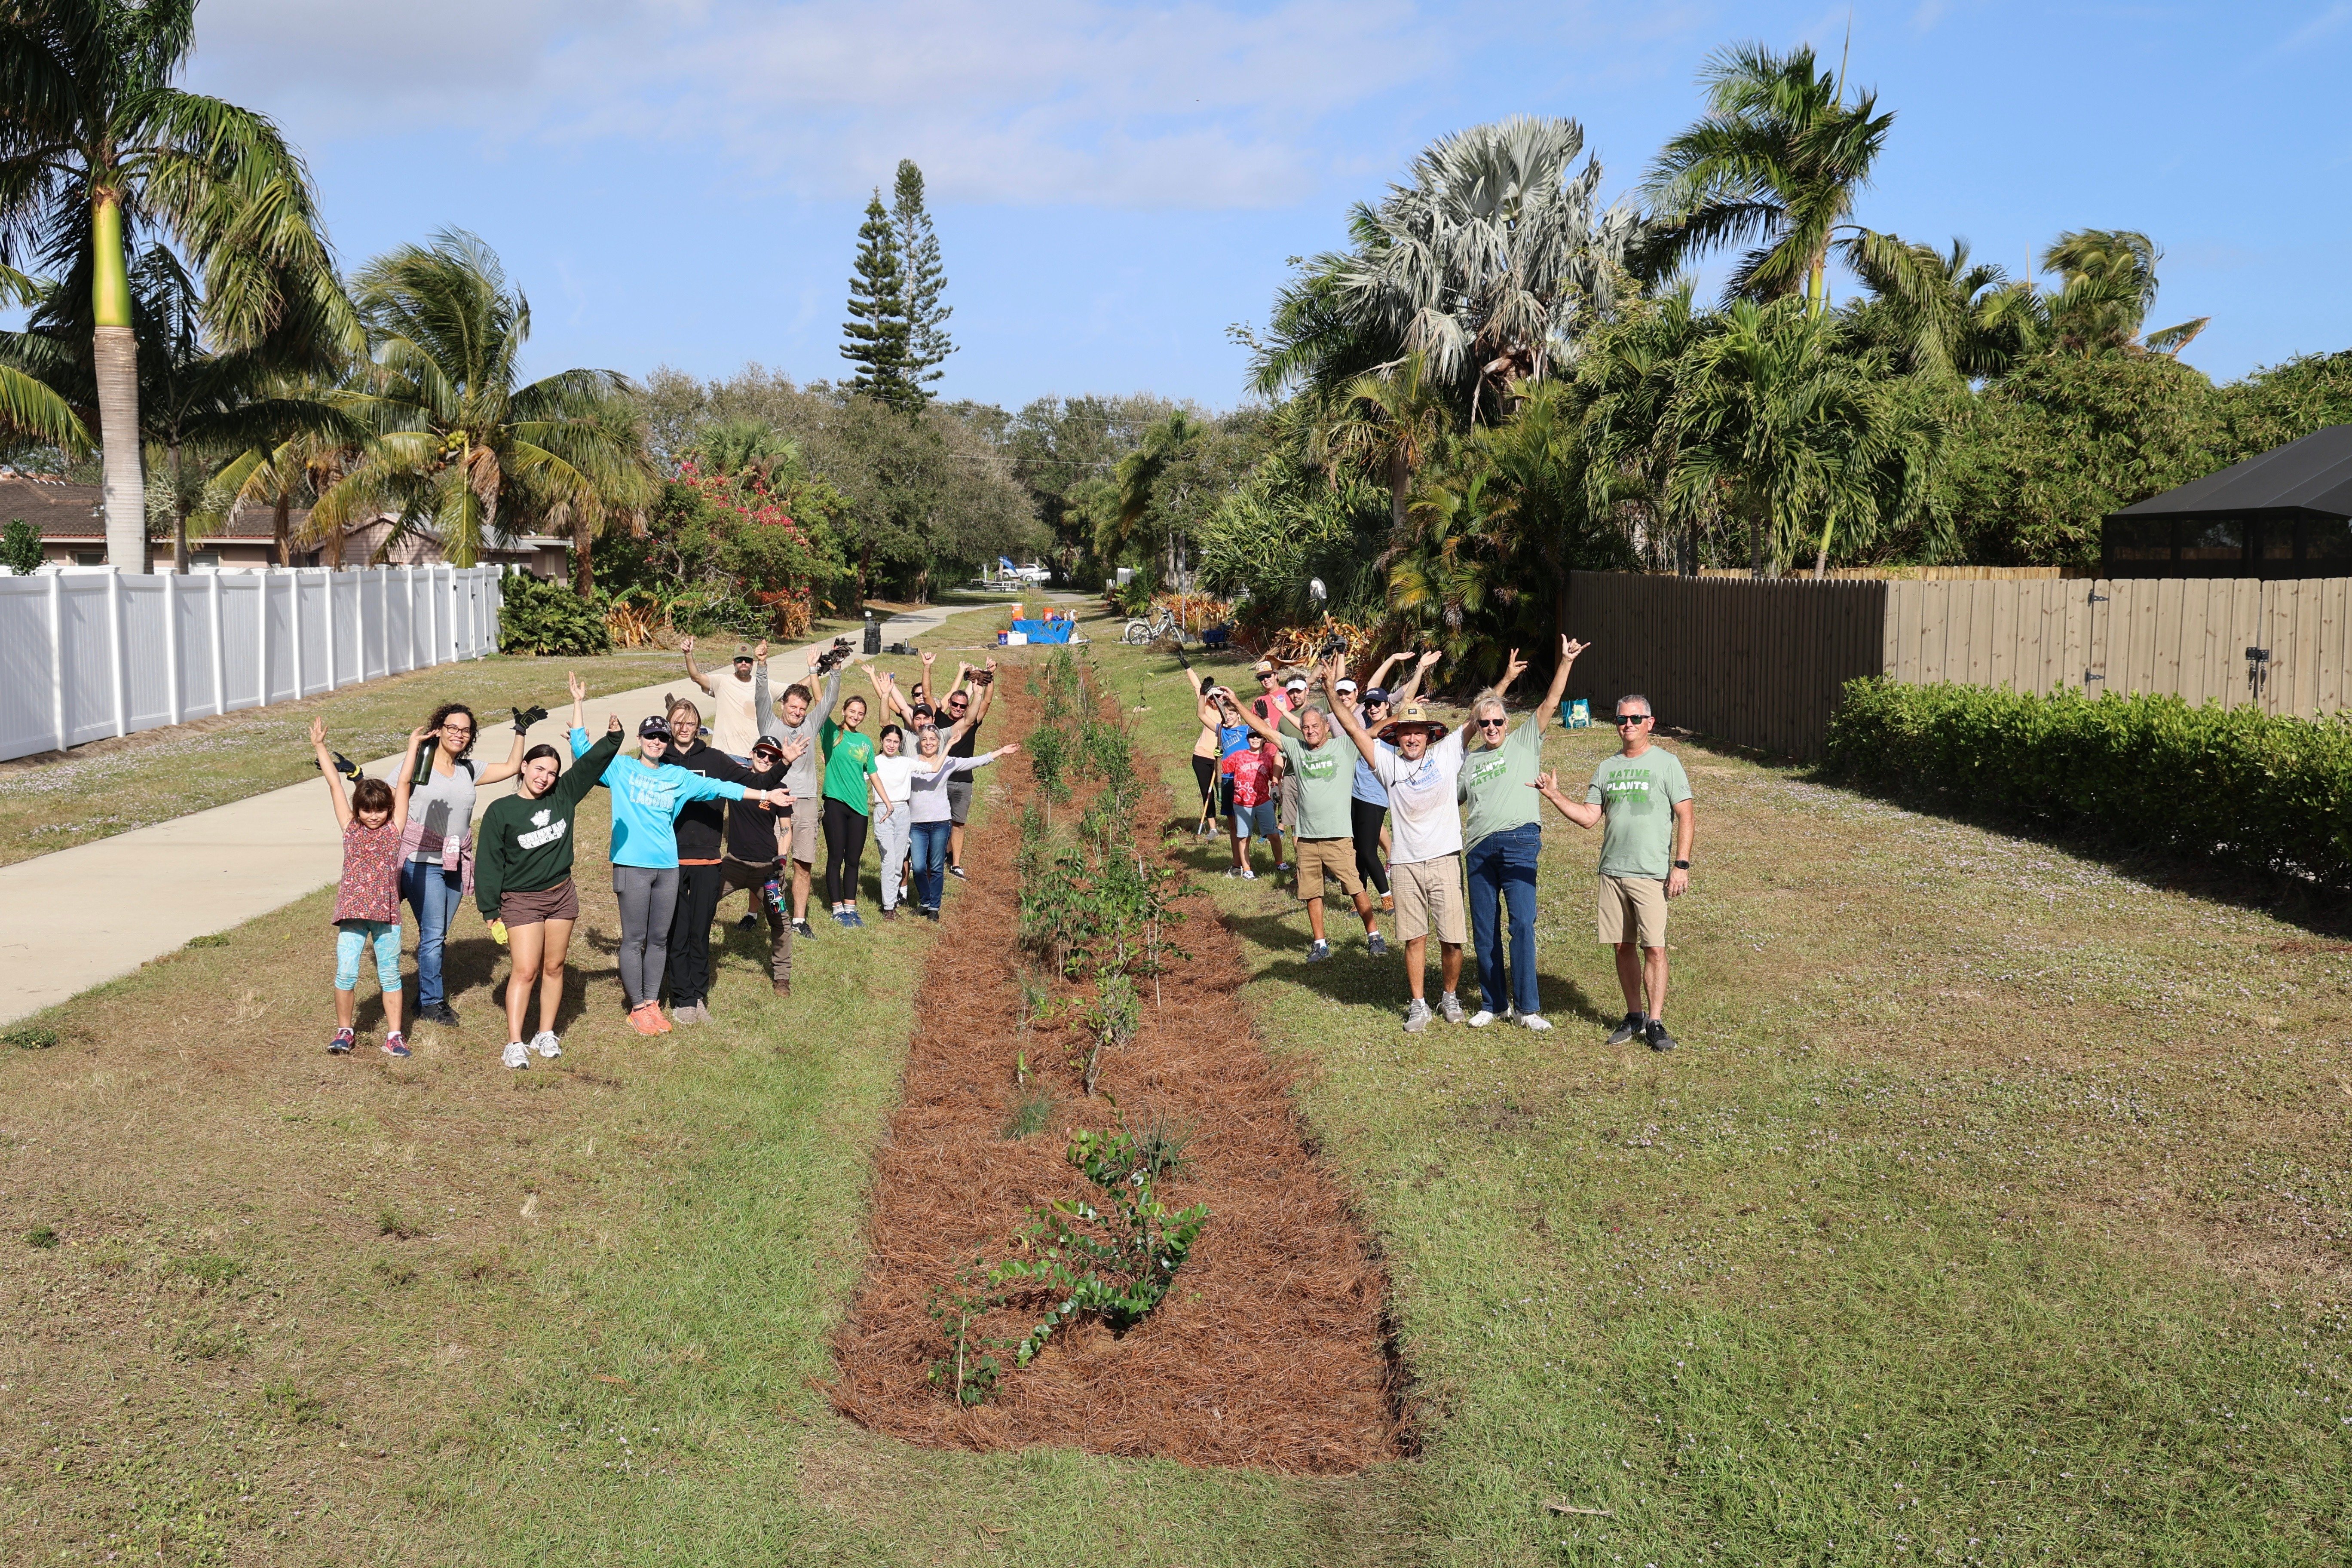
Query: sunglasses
1476,718,1509,730
1615,714,1651,726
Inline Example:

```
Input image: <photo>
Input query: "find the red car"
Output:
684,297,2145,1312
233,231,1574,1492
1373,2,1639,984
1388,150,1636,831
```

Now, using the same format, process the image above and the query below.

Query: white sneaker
1466,1010,1498,1029
1239,864,1256,880
1519,1014,1553,1032
501,1040,531,1070
1439,991,1465,1025
531,1030,561,1059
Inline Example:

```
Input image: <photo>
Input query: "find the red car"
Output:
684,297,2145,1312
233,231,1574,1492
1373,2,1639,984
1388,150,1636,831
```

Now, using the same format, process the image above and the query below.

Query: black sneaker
418,1001,459,1028
735,913,760,931
1605,1012,1648,1046
948,865,968,881
793,919,815,940
1645,1019,1678,1052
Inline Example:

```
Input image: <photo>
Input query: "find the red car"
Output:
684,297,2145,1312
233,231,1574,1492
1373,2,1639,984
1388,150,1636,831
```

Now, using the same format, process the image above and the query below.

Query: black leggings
1351,796,1391,896
1192,754,1217,806
823,796,869,906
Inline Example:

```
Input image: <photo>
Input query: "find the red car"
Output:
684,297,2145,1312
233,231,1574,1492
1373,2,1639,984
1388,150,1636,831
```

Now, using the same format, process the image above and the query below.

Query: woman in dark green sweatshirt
476,674,624,1068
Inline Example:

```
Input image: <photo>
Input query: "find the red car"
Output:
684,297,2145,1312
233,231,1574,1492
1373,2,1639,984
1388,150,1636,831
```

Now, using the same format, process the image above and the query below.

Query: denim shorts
1233,800,1280,837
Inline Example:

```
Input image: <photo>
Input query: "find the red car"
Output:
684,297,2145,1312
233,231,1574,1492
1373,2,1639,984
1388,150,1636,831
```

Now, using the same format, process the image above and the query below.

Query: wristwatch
1673,859,1691,870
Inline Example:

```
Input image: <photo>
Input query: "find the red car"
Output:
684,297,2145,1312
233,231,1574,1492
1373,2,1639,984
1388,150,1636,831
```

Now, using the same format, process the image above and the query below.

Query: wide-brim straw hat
1377,702,1449,741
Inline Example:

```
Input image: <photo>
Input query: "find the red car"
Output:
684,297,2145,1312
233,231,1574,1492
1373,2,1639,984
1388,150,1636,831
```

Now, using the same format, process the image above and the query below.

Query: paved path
0,604,982,1026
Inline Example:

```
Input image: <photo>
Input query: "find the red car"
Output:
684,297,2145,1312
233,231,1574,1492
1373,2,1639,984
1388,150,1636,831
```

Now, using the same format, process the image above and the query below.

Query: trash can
861,612,881,655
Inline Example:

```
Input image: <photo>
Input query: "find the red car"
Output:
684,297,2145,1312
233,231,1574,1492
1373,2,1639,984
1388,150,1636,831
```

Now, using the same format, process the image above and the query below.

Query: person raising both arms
1232,661,1385,962
1343,649,1439,913
1213,689,1283,878
1456,635,1587,1031
818,689,888,927
475,674,624,1069
679,635,767,763
403,700,530,1029
937,657,999,879
1329,677,1470,1032
1181,669,1227,836
312,717,425,1058
1530,693,1694,1053
577,713,786,1035
760,646,846,939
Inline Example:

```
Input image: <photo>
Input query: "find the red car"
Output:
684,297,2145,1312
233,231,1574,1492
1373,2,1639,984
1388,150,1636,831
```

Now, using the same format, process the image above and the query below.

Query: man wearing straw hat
1328,678,1470,1032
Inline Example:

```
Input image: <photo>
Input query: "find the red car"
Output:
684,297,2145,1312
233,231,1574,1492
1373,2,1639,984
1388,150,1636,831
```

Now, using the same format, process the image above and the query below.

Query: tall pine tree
891,160,955,395
841,191,918,408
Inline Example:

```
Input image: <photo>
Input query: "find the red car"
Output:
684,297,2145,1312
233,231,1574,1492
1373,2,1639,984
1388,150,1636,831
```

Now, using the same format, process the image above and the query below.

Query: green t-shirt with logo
1459,716,1545,847
819,719,879,816
1586,747,1693,879
1276,732,1357,840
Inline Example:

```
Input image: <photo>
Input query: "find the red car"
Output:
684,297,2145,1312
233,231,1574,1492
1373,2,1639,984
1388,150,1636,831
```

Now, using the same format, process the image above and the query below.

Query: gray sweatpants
612,866,679,1008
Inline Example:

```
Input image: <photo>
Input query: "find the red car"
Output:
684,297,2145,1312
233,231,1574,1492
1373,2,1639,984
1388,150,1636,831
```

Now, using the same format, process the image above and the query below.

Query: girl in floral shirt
313,716,424,1057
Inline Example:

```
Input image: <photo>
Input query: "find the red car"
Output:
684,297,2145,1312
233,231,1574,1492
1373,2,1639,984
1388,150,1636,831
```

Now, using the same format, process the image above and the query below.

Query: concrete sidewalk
0,604,977,1025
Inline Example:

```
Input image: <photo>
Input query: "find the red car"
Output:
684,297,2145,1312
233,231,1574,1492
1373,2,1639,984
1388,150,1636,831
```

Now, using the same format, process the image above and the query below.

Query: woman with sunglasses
1456,634,1588,1030
404,701,532,1028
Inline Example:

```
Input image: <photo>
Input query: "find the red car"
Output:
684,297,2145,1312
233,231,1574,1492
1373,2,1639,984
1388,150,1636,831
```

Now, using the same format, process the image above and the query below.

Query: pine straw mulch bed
828,682,1409,1473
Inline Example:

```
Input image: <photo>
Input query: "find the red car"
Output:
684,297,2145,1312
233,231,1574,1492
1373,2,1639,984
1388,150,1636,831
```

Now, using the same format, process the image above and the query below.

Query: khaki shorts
1293,837,1362,902
1391,855,1467,945
1279,772,1300,833
789,792,820,865
1598,873,1669,948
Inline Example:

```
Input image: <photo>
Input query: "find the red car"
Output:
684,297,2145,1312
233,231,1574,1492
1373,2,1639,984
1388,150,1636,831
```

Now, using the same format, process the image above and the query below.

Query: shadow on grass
1792,760,2352,944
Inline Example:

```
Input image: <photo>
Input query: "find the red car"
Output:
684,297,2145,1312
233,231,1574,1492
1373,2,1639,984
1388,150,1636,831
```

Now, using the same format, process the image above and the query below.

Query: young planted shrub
992,1109,1211,1369
1079,970,1139,1096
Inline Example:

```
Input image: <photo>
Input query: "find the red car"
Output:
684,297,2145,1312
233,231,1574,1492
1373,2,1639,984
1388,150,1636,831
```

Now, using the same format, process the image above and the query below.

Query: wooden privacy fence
1561,572,2352,760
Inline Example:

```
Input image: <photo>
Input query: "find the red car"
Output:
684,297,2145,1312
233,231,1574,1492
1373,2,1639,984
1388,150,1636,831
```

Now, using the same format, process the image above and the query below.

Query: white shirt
1372,728,1467,864
707,670,762,756
873,753,917,807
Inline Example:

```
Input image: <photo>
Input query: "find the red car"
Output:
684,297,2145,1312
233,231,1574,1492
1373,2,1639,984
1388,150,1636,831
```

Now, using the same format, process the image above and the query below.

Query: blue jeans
910,820,952,909
400,861,463,1006
1464,823,1541,1016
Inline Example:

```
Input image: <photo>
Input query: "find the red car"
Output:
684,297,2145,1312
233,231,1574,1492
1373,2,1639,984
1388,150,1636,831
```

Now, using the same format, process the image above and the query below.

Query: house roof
2111,424,2352,521
0,472,304,540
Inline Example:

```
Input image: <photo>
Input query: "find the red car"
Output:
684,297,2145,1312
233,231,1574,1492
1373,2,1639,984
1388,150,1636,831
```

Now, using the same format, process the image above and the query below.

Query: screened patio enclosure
2103,424,2352,578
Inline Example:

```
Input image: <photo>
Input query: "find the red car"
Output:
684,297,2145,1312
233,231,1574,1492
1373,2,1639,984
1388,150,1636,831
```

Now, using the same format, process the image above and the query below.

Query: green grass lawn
1,605,2342,1565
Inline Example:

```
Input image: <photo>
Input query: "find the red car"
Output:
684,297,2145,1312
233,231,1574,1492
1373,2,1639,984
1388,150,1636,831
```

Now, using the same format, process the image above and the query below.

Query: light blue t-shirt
570,727,745,870
1350,706,1389,806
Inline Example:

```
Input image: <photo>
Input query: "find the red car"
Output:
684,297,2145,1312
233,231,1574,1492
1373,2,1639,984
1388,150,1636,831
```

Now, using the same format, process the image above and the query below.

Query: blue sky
186,0,2352,412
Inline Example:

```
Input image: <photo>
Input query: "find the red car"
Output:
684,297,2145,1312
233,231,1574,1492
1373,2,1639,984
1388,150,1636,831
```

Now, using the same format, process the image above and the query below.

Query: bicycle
1121,603,1183,646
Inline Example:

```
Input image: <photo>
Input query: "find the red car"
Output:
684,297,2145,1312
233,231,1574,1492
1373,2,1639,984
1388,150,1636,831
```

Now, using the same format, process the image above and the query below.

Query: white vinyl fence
0,566,506,762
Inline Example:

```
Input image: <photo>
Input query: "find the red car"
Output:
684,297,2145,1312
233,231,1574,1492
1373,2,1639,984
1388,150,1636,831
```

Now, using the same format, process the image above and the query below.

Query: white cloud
190,0,1455,209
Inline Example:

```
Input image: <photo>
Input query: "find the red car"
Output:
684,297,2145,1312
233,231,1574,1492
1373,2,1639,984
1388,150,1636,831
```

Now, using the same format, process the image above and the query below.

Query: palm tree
1838,230,2041,380
1248,116,1644,418
1662,299,1938,577
1568,285,1714,572
1640,42,1893,311
1320,351,1452,530
0,0,340,570
0,263,86,451
315,231,652,575
1110,409,1210,586
2039,229,2208,357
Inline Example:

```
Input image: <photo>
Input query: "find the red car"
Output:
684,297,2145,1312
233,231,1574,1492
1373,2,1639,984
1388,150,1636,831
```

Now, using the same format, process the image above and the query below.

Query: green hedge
1823,678,2352,889
497,571,612,657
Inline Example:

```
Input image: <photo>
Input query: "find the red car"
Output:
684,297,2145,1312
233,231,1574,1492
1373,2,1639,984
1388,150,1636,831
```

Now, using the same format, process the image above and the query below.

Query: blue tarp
1010,619,1074,643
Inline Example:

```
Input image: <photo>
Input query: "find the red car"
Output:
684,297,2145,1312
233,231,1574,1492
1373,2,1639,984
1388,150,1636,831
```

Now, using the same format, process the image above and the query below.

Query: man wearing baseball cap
710,732,802,1000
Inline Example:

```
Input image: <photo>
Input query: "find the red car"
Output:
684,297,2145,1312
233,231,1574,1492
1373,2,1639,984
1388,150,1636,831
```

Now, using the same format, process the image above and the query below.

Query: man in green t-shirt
1533,693,1694,1052
1235,669,1384,962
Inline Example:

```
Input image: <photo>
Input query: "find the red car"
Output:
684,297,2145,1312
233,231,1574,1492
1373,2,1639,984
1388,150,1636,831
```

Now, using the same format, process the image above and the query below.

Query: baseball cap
750,734,783,758
1362,686,1390,705
638,715,673,741
1251,658,1276,676
1335,677,1358,692
1284,677,1308,693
